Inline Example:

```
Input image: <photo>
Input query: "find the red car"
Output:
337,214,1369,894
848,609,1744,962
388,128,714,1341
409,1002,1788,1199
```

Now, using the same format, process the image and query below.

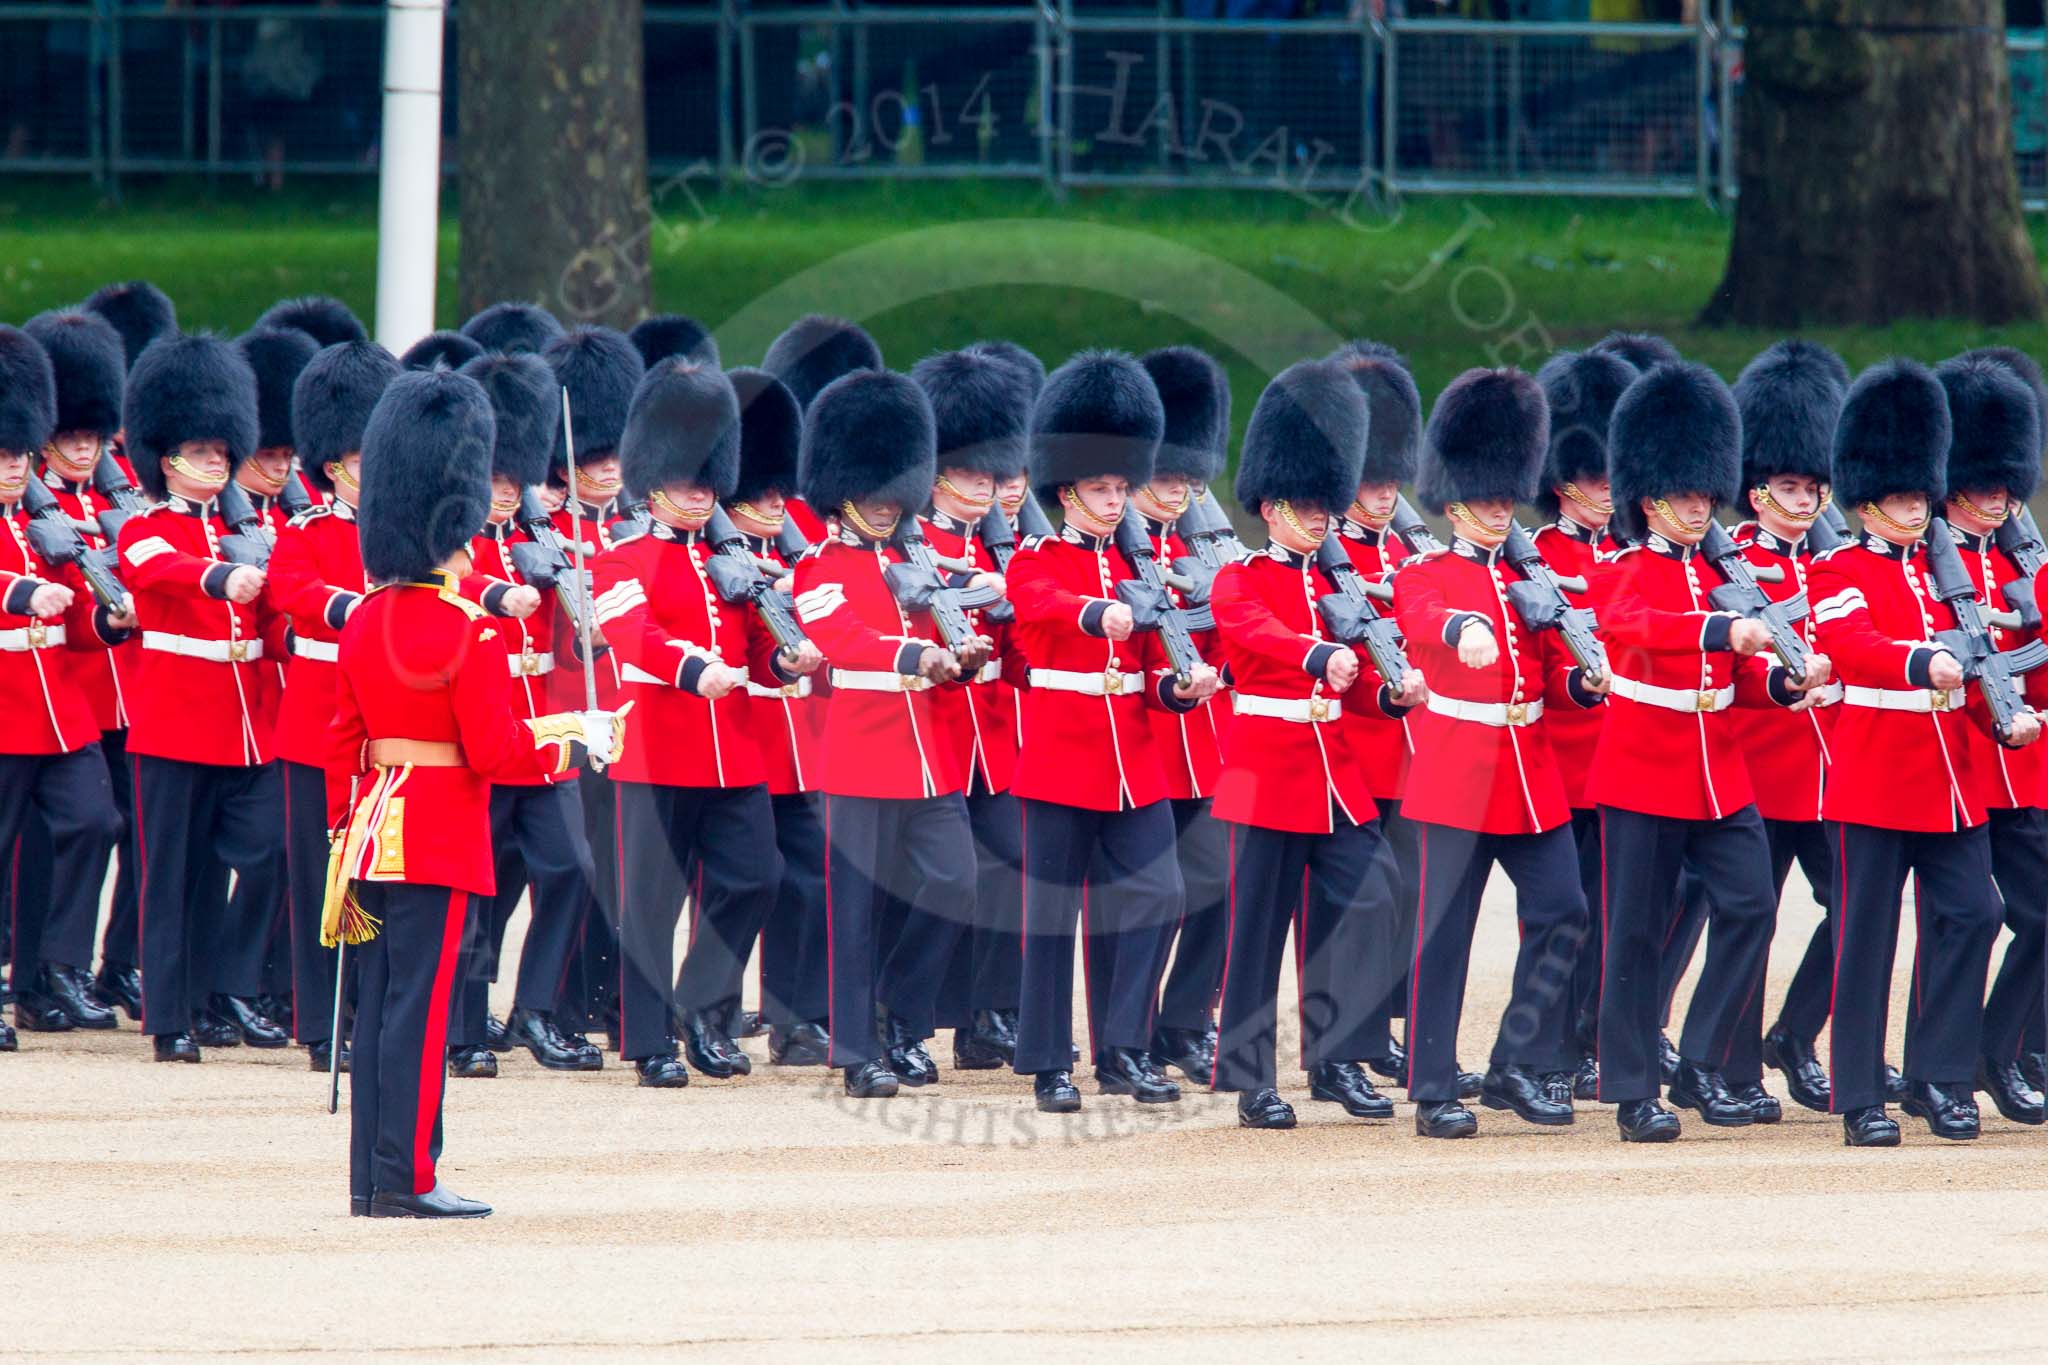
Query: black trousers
560,769,620,1032
1566,807,1604,1051
1830,820,2002,1111
210,758,287,1000
348,880,468,1203
1596,804,1776,1103
1,748,119,979
1378,798,1422,1028
615,781,778,1061
1407,821,1586,1101
97,727,141,969
826,791,973,1068
937,786,1025,1028
1154,796,1230,1033
1982,806,2048,1066
497,781,597,1015
1213,815,1394,1093
282,759,352,1044
760,791,830,1032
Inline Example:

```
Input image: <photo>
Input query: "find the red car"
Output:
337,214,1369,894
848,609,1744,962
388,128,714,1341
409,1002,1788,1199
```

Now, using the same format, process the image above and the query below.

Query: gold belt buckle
228,639,250,663
780,682,800,698
1103,670,1126,696
1694,689,1716,713
899,673,922,692
25,621,47,649
1930,688,1952,712
1308,697,1330,722
516,651,541,676
1504,701,1528,725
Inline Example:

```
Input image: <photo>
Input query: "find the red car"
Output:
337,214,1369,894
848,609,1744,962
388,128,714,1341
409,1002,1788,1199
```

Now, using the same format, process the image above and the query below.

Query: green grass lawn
5,175,2047,444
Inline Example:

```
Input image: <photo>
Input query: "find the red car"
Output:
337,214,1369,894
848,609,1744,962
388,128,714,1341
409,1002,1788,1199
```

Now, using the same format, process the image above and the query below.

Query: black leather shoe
977,1007,1019,1060
258,993,294,1029
447,1044,498,1078
369,1183,491,1219
843,1059,899,1098
1415,1099,1478,1138
1149,1025,1216,1086
212,995,288,1048
1572,1054,1599,1101
1978,1058,2046,1125
1481,1063,1574,1126
14,988,73,1032
711,1028,752,1075
1035,1069,1082,1112
1616,1098,1681,1142
0,1019,16,1051
2021,1050,2048,1095
1238,1087,1297,1129
681,1012,738,1078
41,965,116,1029
953,1028,1005,1071
483,1012,511,1053
1900,1080,1980,1140
880,1013,936,1086
734,1009,768,1039
1454,1065,1483,1099
1096,1046,1180,1103
1842,1104,1901,1147
192,1011,240,1047
1368,1037,1408,1083
92,963,144,1022
1542,1071,1574,1106
770,1020,831,1066
1761,1028,1831,1113
506,1007,602,1072
350,1196,371,1217
152,1031,200,1063
1731,1082,1781,1123
308,1039,350,1073
636,1052,691,1088
1884,1064,1907,1103
1658,1033,1680,1085
1309,1060,1394,1118
1667,1059,1755,1127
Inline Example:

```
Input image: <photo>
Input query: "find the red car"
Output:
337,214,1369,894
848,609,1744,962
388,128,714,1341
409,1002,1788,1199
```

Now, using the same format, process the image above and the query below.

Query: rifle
1172,489,1245,605
1012,491,1056,542
1391,495,1448,555
1312,534,1411,691
701,503,807,653
89,453,151,517
508,487,605,655
1802,509,1849,555
277,474,313,522
20,477,126,610
885,518,1004,657
215,481,274,569
968,509,1019,625
1994,503,2046,631
611,492,653,544
774,517,811,565
1500,522,1608,685
1699,521,1812,685
1113,503,1211,687
1819,502,1853,542
1924,517,2048,742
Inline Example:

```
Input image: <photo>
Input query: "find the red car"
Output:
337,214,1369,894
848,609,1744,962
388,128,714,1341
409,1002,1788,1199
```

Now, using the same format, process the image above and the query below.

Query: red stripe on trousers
131,752,151,1032
413,887,468,1195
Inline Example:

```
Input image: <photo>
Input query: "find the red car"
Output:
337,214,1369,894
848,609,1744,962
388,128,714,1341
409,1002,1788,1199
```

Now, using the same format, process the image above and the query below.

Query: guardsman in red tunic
116,333,291,1063
1812,358,2038,1145
1589,361,1833,1140
267,339,398,1071
764,314,889,558
0,327,127,1053
19,308,137,1029
1009,351,1220,1114
912,348,1032,1072
1531,347,1635,1100
327,367,618,1218
792,368,982,1099
1396,367,1604,1137
1207,361,1413,1129
1326,338,1429,1083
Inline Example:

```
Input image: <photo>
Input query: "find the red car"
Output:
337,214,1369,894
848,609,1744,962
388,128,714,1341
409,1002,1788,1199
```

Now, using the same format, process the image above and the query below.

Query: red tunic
266,501,368,769
1141,519,1225,801
0,514,121,755
547,501,624,713
1530,518,1606,809
1723,524,1838,824
1330,519,1413,803
922,510,1019,795
41,467,138,732
1946,524,2044,812
737,527,823,796
1393,540,1590,835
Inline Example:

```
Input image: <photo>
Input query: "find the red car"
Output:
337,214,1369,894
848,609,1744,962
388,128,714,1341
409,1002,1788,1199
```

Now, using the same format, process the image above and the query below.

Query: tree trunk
458,0,652,329
1702,0,2046,327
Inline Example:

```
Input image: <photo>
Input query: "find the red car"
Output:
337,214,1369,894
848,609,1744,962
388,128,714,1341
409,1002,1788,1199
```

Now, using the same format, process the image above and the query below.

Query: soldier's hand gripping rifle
1925,516,2048,743
1699,520,1812,685
20,477,126,610
215,481,275,569
1312,534,1411,692
885,517,1004,664
1391,494,1448,556
701,503,807,653
1500,522,1607,685
1114,503,1211,688
1170,488,1244,606
1994,502,2046,632
507,487,606,658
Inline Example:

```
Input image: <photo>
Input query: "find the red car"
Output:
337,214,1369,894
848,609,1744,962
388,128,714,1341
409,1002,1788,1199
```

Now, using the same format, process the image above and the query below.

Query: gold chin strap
1558,482,1614,517
245,452,292,492
935,475,994,513
731,500,786,530
840,500,896,539
167,455,230,487
650,488,712,526
1273,499,1328,544
1060,485,1115,534
42,440,97,479
1139,486,1189,521
1950,491,2010,525
1649,497,1709,541
328,460,361,493
1347,500,1393,528
1752,484,1817,525
1862,500,1928,538
1444,501,1506,543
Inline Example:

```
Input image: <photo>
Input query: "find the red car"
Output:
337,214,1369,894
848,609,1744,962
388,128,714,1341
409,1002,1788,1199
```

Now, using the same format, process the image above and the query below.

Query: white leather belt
973,659,1003,685
1232,692,1342,723
1029,667,1144,697
0,622,64,651
1609,675,1733,714
141,630,261,663
746,676,814,700
831,667,929,693
1842,685,1962,713
292,637,338,663
1811,681,1844,707
1426,693,1544,727
507,649,555,678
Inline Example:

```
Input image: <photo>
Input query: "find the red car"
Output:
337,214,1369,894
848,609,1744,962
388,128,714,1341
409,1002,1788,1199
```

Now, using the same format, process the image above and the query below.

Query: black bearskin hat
727,367,802,505
82,280,176,371
800,369,935,515
238,326,320,450
622,359,742,501
1417,367,1549,515
1935,355,2039,503
1962,347,2048,462
1608,361,1741,542
255,295,367,349
1233,359,1367,515
1141,346,1231,483
629,313,721,371
1533,349,1636,519
1029,350,1162,499
763,315,883,412
24,310,125,438
1326,340,1422,486
543,326,644,467
461,302,566,356
122,334,259,498
401,330,485,372
459,352,559,489
1832,359,1951,508
293,341,400,492
911,348,1034,480
0,327,56,457
966,339,1046,398
1732,341,1845,492
1590,331,1681,374
358,370,495,583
